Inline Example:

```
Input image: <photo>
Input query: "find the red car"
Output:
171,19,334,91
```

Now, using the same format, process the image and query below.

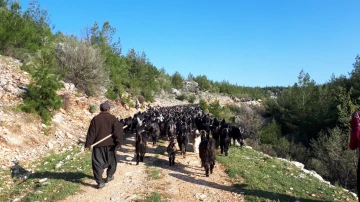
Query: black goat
135,130,148,165
199,137,216,177
220,127,231,156
167,139,176,166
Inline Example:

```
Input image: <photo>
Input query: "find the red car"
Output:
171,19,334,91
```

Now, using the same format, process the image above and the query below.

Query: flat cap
100,102,110,111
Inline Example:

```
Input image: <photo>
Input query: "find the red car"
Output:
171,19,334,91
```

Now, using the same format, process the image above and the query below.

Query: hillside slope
0,54,189,170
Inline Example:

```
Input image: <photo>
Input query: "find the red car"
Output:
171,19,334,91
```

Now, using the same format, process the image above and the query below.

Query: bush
188,94,196,104
176,94,187,101
106,89,119,100
21,56,63,125
55,36,108,96
143,92,154,103
171,71,184,89
209,100,221,118
273,137,290,159
226,104,242,114
199,99,208,111
89,104,97,113
259,144,277,157
310,127,356,189
259,119,281,145
120,96,130,106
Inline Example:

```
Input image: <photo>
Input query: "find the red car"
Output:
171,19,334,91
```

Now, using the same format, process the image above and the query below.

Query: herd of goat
119,104,245,177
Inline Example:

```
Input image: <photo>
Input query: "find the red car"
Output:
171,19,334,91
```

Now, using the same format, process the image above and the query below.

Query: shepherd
85,102,123,189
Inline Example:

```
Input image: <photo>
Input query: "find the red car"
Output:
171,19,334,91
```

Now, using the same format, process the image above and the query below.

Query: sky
20,0,360,87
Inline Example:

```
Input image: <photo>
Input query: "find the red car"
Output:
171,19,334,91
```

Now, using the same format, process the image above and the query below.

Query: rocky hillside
0,55,189,170
0,54,257,170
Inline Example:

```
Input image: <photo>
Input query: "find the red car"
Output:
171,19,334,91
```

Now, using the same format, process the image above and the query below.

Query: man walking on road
85,102,123,189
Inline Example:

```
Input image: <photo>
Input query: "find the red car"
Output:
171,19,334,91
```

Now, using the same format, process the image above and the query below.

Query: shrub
199,99,208,111
106,89,119,100
89,104,97,113
21,62,63,125
272,137,290,159
120,96,130,106
259,144,277,157
176,94,187,101
55,36,108,96
310,127,356,189
209,100,221,118
259,119,281,145
171,71,184,89
143,92,154,103
226,104,242,114
188,94,196,103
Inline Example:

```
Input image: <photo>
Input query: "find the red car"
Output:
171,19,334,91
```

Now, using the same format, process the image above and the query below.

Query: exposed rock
171,88,181,96
65,132,73,139
183,80,199,92
291,161,305,170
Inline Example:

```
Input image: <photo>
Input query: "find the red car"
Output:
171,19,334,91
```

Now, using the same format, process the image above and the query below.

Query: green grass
146,167,163,180
135,192,166,202
0,146,92,202
217,146,358,202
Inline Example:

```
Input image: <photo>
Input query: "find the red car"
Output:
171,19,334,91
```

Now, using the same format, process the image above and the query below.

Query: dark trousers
92,146,117,184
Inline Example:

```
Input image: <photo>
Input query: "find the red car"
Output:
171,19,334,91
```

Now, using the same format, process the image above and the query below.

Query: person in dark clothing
349,110,360,202
85,102,123,189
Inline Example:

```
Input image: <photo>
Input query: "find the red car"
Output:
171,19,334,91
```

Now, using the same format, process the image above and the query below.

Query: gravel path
62,133,244,202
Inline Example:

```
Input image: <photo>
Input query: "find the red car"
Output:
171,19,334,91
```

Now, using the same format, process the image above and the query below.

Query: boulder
171,88,181,96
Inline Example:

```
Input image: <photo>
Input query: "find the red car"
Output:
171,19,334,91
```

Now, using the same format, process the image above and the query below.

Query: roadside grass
135,192,167,202
146,167,163,180
0,145,92,202
217,146,358,202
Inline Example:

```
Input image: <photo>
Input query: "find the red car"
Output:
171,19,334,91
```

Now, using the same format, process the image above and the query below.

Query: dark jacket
85,111,123,148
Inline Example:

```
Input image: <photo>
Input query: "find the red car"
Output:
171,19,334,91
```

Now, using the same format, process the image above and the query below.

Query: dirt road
62,133,244,202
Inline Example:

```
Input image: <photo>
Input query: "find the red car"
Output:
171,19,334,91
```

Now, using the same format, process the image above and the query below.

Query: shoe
106,175,114,183
98,183,105,189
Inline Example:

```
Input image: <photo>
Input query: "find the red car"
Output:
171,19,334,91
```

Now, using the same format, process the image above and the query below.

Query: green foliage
106,89,119,100
272,137,291,159
21,50,63,125
157,69,172,93
265,70,338,145
187,94,196,103
199,99,208,111
141,91,154,102
194,75,211,91
336,87,359,130
55,36,107,96
89,104,97,113
310,127,356,189
0,146,93,201
259,119,281,145
0,0,53,58
171,71,184,89
217,147,357,202
146,167,163,180
349,55,360,99
208,100,221,118
176,94,187,101
135,192,164,202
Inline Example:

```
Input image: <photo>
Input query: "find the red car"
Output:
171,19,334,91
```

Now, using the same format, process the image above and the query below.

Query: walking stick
74,125,128,157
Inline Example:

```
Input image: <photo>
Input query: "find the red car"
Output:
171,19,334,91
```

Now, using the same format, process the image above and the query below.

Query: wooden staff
74,125,128,157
